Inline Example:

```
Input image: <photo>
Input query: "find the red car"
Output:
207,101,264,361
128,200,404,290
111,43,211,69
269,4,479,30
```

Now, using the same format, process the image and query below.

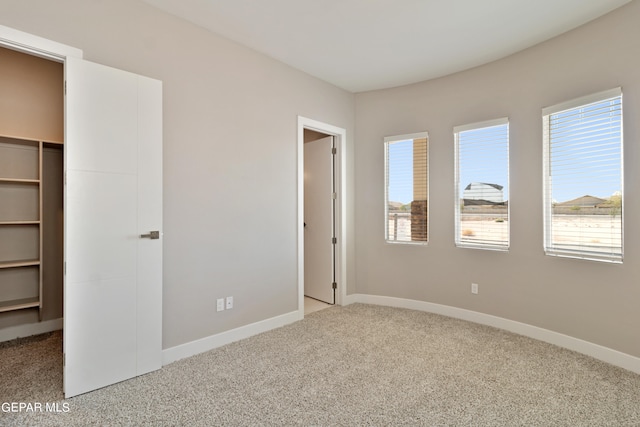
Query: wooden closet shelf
0,132,62,145
0,221,40,225
0,177,40,184
0,297,40,313
0,260,40,269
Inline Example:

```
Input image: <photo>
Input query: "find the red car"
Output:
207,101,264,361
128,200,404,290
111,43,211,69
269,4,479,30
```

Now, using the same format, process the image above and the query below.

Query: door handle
140,230,160,239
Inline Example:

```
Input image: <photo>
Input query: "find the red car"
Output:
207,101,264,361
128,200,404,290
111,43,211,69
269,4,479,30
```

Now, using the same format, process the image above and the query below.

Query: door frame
297,116,347,314
0,25,82,61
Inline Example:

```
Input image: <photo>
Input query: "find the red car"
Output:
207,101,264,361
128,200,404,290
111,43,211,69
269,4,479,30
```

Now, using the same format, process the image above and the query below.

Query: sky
387,97,622,205
387,125,510,205
387,140,414,204
549,97,622,202
457,124,509,202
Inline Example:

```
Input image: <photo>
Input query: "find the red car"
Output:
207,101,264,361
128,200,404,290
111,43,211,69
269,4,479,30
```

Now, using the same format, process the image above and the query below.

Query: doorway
304,131,335,305
0,45,64,334
0,25,163,398
297,117,347,316
0,44,65,399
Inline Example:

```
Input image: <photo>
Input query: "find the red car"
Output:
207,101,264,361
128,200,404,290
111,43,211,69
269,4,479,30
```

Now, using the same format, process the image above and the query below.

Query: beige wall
354,1,640,358
304,129,330,143
0,0,355,348
0,46,63,143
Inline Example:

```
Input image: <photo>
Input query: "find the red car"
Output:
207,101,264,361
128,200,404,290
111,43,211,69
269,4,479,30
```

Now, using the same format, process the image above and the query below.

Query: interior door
304,136,335,304
64,57,162,398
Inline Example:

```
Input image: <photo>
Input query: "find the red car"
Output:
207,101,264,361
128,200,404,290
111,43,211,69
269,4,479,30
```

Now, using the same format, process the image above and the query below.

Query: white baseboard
347,293,640,375
162,310,303,366
0,318,63,343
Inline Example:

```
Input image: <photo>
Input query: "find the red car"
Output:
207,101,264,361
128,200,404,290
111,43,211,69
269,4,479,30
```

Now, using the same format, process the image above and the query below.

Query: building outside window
454,118,509,250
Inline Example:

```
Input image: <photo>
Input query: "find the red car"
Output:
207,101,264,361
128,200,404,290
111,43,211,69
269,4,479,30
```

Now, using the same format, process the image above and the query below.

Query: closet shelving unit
0,134,61,319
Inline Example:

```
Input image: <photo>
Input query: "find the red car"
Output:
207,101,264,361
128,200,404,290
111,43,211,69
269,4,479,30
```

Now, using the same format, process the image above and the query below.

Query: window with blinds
384,132,428,244
454,118,509,250
543,88,623,262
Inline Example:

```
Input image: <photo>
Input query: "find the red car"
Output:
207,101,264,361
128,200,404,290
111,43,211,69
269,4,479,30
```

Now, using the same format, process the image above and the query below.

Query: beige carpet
2,304,640,426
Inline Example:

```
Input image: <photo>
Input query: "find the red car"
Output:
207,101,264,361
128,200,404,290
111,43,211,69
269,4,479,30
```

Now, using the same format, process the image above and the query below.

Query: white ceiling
142,0,631,93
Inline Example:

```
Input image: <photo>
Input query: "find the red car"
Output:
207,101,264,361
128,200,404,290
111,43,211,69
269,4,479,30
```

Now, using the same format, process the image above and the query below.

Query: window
543,88,623,262
384,132,428,244
454,118,509,250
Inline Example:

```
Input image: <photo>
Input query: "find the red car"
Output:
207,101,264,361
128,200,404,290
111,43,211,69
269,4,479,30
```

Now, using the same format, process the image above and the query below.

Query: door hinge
64,262,66,275
332,192,337,200
63,353,66,367
332,147,337,155
64,81,67,95
332,237,337,244
332,282,337,289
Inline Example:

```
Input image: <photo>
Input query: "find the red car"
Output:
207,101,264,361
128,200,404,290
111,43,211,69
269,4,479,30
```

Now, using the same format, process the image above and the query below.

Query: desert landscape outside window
543,88,623,262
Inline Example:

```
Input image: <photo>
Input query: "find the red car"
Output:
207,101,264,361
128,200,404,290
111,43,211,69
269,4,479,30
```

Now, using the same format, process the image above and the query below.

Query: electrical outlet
226,296,233,310
471,283,479,294
216,298,225,312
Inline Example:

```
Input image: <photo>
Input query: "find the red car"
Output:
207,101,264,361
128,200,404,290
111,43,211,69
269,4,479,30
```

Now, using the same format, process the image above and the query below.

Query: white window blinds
384,132,428,244
454,118,509,250
543,88,623,262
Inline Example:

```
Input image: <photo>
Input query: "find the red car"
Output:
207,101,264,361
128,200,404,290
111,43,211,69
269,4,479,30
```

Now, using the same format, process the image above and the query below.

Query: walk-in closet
0,46,64,333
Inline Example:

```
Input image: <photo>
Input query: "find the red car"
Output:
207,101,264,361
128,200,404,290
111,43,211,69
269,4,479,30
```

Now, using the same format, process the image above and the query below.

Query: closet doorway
0,44,65,400
0,45,64,336
0,26,163,398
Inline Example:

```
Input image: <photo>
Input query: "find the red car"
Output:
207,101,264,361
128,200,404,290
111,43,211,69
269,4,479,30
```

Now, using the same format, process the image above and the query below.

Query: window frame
454,117,510,251
384,132,429,245
542,87,624,263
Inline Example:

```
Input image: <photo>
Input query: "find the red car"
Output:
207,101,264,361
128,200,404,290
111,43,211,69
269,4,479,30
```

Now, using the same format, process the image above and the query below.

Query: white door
304,136,334,304
64,57,162,398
